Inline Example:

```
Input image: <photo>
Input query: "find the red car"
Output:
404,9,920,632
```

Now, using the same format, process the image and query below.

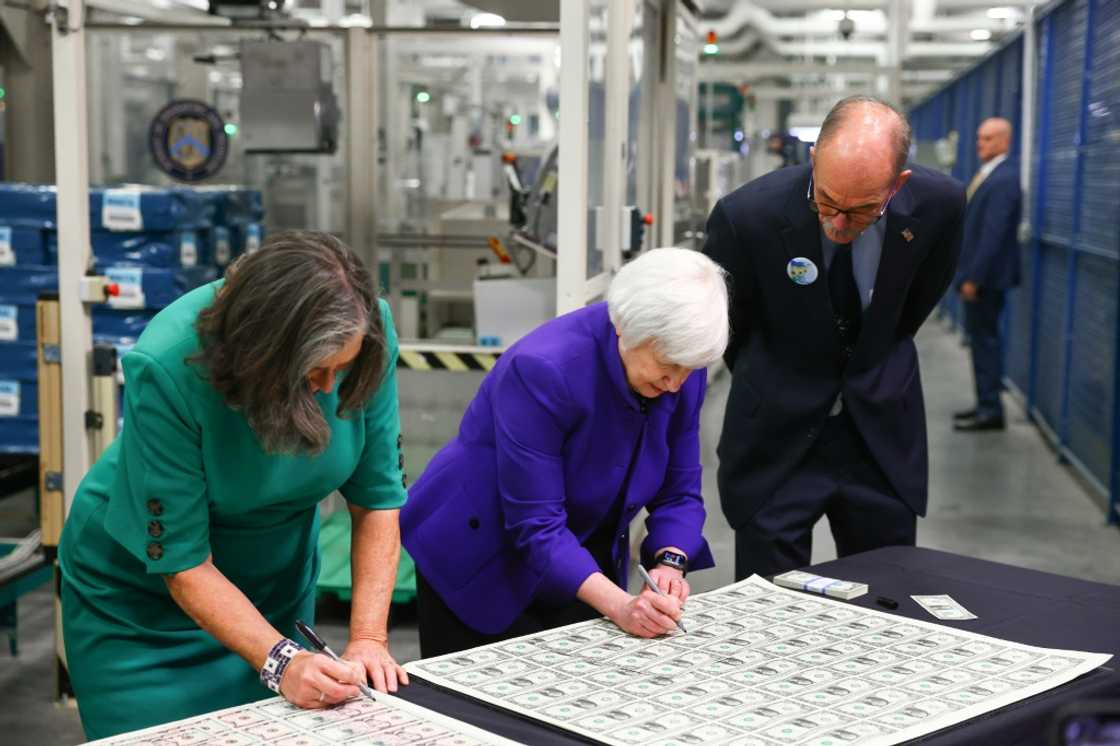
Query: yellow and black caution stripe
397,348,501,372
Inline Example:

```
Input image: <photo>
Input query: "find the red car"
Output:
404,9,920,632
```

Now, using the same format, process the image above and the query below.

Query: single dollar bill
911,594,978,620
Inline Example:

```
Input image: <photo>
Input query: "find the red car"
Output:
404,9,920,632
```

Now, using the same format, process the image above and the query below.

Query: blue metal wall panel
909,0,1119,516
980,54,1001,120
1034,242,1069,426
954,73,979,182
1079,0,1120,259
1007,246,1035,393
1068,253,1117,486
1040,0,1088,242
999,40,1024,161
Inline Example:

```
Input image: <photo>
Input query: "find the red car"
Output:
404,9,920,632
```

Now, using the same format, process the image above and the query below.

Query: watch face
658,552,688,573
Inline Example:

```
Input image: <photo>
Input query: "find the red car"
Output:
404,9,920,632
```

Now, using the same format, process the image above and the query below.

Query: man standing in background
703,96,964,579
954,118,1022,432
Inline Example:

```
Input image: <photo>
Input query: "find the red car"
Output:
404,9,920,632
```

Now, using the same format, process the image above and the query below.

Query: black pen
295,619,376,701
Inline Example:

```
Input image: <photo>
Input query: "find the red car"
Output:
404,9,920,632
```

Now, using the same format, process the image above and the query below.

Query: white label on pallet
214,227,231,266
0,380,19,417
106,267,146,310
180,232,198,268
0,226,14,266
102,189,144,232
246,223,262,253
0,305,17,342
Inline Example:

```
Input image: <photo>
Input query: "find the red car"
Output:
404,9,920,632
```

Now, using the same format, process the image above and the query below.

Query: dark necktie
829,244,862,366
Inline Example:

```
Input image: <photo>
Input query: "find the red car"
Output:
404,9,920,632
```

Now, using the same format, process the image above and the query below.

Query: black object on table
395,547,1120,745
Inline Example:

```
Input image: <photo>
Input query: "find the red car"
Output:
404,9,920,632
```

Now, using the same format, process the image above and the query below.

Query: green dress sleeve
103,350,211,574
339,299,408,511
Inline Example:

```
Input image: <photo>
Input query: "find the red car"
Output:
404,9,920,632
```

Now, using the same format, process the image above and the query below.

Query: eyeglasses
807,173,897,227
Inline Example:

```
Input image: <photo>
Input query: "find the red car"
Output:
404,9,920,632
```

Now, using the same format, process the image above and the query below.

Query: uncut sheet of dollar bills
87,692,522,746
406,575,1112,746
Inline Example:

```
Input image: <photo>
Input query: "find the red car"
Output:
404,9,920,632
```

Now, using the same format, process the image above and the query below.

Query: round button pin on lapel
787,257,819,285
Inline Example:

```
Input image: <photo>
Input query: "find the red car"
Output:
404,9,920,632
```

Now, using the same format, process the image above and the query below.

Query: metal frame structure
50,0,96,516
556,0,593,315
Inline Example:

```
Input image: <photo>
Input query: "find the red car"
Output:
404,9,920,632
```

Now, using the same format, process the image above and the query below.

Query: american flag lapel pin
901,228,914,243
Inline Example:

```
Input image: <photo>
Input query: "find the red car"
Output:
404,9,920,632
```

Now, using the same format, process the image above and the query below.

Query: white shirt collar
980,153,1008,179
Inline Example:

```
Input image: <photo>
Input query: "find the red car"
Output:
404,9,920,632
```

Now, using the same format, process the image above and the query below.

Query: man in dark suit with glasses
703,96,965,580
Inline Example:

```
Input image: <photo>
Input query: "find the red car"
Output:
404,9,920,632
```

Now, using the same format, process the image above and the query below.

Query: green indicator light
509,114,522,125
416,91,431,103
0,87,6,100
223,123,238,136
703,43,719,55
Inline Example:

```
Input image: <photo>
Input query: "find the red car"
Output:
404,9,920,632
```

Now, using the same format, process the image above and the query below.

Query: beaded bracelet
260,638,302,694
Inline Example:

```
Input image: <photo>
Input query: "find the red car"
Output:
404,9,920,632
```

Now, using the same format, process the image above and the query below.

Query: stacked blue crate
0,184,263,453
0,221,51,452
196,186,266,268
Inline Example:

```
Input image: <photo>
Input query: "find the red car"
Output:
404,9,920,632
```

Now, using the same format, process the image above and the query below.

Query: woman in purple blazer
401,248,730,656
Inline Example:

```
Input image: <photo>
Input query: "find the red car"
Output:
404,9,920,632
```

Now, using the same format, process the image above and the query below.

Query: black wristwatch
656,550,688,576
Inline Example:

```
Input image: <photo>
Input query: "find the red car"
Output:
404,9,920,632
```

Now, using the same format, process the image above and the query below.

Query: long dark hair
191,230,386,455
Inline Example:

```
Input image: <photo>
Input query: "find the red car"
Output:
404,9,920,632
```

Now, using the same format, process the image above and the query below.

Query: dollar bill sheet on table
87,691,523,746
405,575,1112,746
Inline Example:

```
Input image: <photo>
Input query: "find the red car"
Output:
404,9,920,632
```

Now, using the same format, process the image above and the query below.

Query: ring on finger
318,690,326,703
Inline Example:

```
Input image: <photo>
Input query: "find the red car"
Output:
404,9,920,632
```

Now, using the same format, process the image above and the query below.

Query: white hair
606,248,730,368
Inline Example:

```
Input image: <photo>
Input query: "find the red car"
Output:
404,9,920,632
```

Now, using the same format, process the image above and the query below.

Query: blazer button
147,520,164,538
146,498,164,516
469,517,480,530
146,542,164,561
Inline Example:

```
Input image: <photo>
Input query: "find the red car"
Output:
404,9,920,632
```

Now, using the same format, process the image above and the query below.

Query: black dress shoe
954,415,1006,432
953,408,977,421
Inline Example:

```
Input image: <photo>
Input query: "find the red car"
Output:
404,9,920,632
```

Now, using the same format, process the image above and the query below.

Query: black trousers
734,409,917,580
963,289,1006,419
416,572,605,658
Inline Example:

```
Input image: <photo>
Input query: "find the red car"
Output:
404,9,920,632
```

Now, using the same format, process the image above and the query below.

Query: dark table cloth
396,546,1120,745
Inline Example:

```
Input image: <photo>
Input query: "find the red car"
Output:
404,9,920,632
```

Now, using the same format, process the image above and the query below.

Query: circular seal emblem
787,257,819,286
148,99,229,182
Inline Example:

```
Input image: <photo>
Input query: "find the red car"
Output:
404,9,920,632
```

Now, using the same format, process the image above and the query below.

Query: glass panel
374,31,561,338
85,29,349,235
629,0,659,227
672,10,701,249
586,0,609,278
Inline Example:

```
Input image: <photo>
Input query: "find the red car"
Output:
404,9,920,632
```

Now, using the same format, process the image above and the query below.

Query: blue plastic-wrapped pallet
195,186,266,266
0,184,214,232
0,224,51,267
47,230,211,269
0,183,262,453
0,339,39,453
96,264,220,311
0,261,53,450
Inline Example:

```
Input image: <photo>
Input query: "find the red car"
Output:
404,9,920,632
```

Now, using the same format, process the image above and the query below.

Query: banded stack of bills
772,570,868,600
911,594,978,620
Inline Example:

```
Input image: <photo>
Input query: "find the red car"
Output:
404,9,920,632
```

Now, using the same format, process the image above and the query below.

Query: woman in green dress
59,231,410,740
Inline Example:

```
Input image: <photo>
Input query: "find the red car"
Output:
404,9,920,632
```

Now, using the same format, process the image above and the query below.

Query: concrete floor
2,319,1119,744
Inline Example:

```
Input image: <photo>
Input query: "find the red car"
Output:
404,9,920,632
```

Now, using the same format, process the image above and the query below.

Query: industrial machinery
239,40,340,154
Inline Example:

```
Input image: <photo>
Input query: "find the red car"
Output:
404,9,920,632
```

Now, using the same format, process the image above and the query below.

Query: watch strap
261,638,302,695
